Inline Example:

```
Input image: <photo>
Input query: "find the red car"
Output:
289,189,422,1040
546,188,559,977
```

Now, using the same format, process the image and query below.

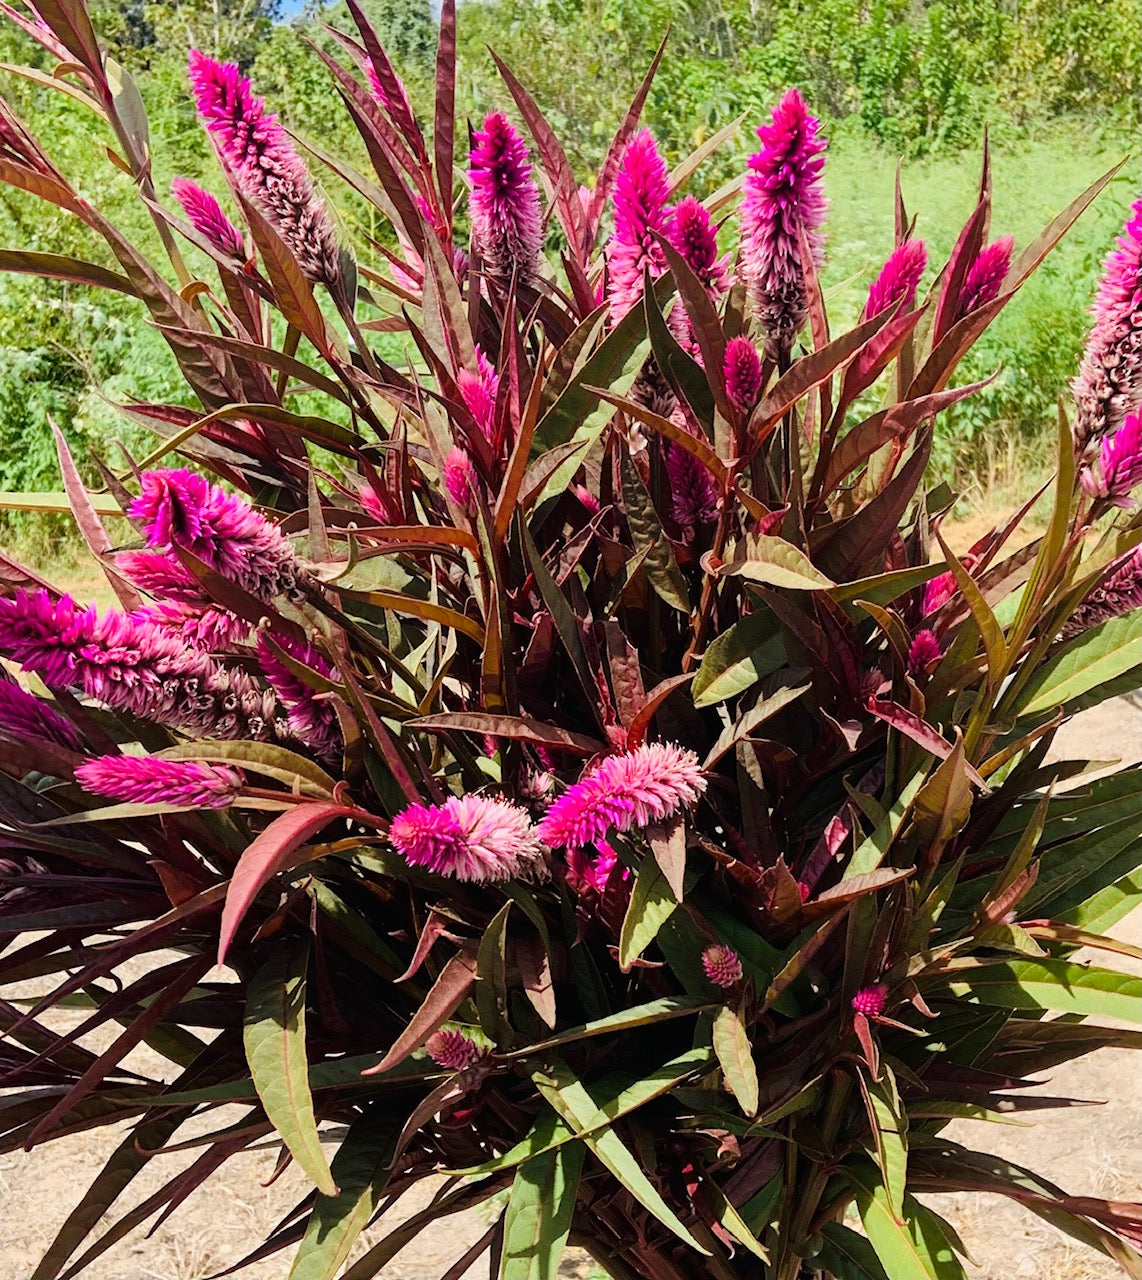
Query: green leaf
816,1223,891,1280
692,611,785,708
500,1142,585,1280
849,1165,968,1279
845,772,924,878
503,995,708,1060
288,1109,396,1279
713,1002,759,1116
477,901,513,1046
703,677,810,767
619,853,679,971
244,941,337,1196
1017,609,1142,717
912,732,974,853
858,1066,908,1221
157,741,337,797
939,959,1142,1022
717,534,835,591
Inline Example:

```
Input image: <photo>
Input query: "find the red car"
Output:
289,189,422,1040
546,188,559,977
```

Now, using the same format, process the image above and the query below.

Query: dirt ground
2,699,1141,1280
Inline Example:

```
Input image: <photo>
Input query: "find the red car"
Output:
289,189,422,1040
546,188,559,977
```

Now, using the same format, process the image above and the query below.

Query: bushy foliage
1,4,1142,1280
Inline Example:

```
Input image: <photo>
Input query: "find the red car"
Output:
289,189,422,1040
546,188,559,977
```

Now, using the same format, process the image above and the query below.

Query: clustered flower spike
389,794,546,882
75,755,243,809
668,196,729,297
256,633,341,759
468,112,543,285
608,130,674,320
188,51,340,288
425,1028,485,1072
957,235,1013,318
702,944,743,989
171,178,245,259
457,346,500,442
724,336,763,412
1074,198,1142,449
135,601,251,651
852,984,888,1017
1062,546,1142,638
0,590,282,741
0,678,83,750
863,239,927,321
666,442,718,532
444,446,478,511
908,628,942,674
740,88,827,359
537,742,706,851
1080,410,1142,507
565,839,622,894
130,469,302,605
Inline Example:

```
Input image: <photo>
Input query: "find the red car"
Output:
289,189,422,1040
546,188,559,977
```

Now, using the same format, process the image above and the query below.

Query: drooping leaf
500,1141,585,1280
713,1001,759,1116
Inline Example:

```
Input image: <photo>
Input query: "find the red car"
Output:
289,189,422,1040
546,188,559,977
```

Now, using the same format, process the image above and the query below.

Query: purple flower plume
1062,546,1142,638
457,346,500,441
957,235,1013,319
468,112,543,285
666,439,718,534
852,984,887,1016
608,130,674,321
188,51,339,288
666,195,729,354
75,755,242,809
256,633,341,759
1074,198,1142,449
425,1028,485,1071
1080,410,1142,507
907,628,942,674
0,678,83,750
537,742,706,851
702,944,743,989
863,239,927,321
740,89,827,359
171,178,245,259
131,469,301,605
389,794,545,882
724,337,763,412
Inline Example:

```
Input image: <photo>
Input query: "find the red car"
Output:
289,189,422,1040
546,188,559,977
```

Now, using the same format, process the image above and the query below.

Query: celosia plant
0,3,1141,1279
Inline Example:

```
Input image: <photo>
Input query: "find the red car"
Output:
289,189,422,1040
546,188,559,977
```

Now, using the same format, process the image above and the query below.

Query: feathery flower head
188,51,339,287
131,469,301,604
666,441,718,534
256,633,341,759
358,479,401,526
75,755,242,809
907,628,942,674
1074,199,1142,448
468,112,543,285
425,1028,485,1071
0,678,82,750
135,601,250,651
171,178,245,259
565,839,623,894
1080,410,1142,507
116,549,206,604
702,944,744,989
668,196,729,297
389,793,545,882
444,446,478,511
852,984,888,1017
1062,546,1142,638
537,742,706,851
740,89,827,359
724,336,763,412
457,346,500,441
957,235,1013,318
922,551,978,616
863,239,927,321
607,129,674,320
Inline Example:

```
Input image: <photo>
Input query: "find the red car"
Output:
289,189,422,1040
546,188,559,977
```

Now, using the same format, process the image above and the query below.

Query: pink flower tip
702,944,744,989
171,178,245,259
863,239,927,321
389,794,545,883
468,111,543,284
667,195,728,296
908,628,942,674
724,337,763,412
959,235,1013,317
1080,410,1142,507
852,984,888,1017
607,129,674,320
75,755,242,809
425,1028,485,1071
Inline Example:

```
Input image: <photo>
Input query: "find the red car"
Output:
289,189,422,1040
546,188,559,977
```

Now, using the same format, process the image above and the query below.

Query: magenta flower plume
852,984,888,1017
666,441,718,534
0,678,82,750
75,755,242,809
116,549,206,603
1074,199,1142,448
256,633,341,759
1080,410,1142,507
907,628,942,674
1062,546,1142,638
607,129,674,320
922,570,956,617
188,51,339,287
537,742,706,851
425,1029,484,1071
131,469,301,604
457,346,500,441
444,446,478,511
388,794,545,883
724,337,763,412
565,839,622,894
957,235,1013,319
468,112,543,285
171,178,245,259
136,601,251,650
740,89,827,359
668,195,729,297
863,239,927,321
702,944,743,989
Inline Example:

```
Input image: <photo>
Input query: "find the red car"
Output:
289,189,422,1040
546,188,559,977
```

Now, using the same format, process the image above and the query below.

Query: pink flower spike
468,112,543,285
607,129,674,320
702,944,743,989
666,441,718,534
863,239,927,321
444,446,478,511
75,755,242,809
457,346,500,441
907,628,942,674
1063,545,1142,638
188,51,339,288
667,195,729,298
852,984,888,1017
1074,198,1142,448
1080,410,1142,507
425,1029,484,1071
740,89,827,359
389,794,545,882
957,235,1013,318
0,679,83,750
724,336,763,412
922,569,957,617
537,742,706,851
171,178,245,259
256,634,341,760
565,839,623,893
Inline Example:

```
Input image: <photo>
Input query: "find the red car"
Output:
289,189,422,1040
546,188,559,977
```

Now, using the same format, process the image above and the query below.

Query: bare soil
2,699,1140,1280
